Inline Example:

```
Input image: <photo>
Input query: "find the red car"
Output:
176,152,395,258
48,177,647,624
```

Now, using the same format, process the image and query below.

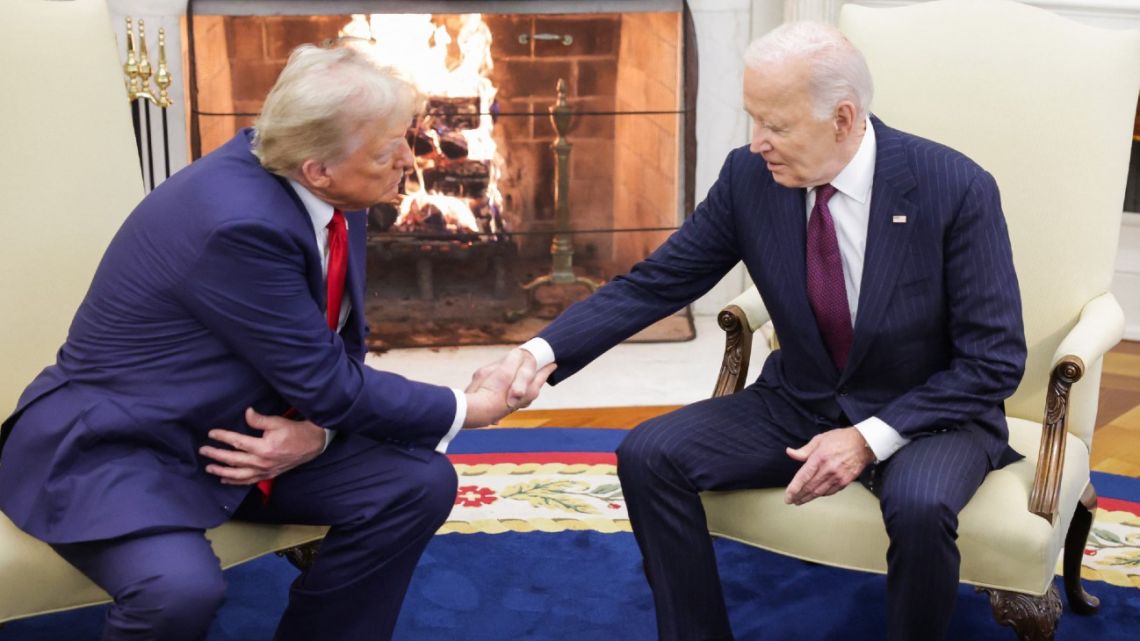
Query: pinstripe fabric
876,429,991,641
539,118,1026,640
616,390,820,640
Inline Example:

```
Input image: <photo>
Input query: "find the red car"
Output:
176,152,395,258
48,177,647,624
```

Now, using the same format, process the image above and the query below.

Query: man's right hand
464,348,555,428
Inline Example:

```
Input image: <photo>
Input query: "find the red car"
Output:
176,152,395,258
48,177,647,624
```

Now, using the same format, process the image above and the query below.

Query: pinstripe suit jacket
539,117,1026,465
0,130,457,543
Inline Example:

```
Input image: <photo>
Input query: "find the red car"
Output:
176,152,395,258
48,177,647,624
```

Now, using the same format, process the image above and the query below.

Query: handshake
462,348,557,428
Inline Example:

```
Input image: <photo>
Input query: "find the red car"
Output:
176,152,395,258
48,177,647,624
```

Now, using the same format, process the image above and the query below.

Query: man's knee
116,564,226,633
409,453,459,526
616,416,682,485
882,491,959,540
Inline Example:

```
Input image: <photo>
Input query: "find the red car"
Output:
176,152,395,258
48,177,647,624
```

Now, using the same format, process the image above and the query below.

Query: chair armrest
723,287,771,333
713,288,771,398
1028,292,1125,523
1050,292,1125,369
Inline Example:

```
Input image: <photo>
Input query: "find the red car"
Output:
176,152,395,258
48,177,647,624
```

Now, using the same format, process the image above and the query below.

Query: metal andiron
516,79,605,316
121,17,174,191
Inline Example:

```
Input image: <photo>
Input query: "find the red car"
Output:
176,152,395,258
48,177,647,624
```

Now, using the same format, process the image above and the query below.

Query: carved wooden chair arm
713,287,771,398
1027,356,1084,524
1026,291,1126,523
713,305,753,398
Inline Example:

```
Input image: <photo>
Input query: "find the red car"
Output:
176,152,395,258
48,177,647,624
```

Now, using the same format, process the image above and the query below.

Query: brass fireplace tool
122,17,174,191
514,79,605,319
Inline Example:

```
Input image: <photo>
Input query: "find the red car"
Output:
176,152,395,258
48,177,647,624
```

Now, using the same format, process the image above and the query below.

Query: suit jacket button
838,387,848,396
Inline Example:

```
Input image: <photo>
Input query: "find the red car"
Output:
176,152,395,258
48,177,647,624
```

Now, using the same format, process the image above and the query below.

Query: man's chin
770,175,805,189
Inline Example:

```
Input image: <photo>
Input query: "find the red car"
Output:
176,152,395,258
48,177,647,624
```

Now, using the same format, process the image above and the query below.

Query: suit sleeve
539,149,746,383
875,170,1027,436
175,220,456,443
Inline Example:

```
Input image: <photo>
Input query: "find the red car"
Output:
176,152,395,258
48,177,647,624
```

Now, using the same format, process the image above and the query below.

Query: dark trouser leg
875,429,991,641
235,435,458,641
51,530,226,641
616,389,817,641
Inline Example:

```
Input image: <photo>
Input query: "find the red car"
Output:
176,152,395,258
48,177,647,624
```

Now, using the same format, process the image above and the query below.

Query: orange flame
342,14,503,235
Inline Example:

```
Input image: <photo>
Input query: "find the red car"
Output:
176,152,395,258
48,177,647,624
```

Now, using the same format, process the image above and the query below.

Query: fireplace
185,1,696,348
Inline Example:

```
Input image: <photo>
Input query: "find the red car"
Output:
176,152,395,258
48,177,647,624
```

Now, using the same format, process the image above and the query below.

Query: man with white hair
478,21,1025,640
0,44,550,641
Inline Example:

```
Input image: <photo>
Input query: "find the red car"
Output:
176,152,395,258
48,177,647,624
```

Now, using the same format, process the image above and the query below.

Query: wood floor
502,341,1140,477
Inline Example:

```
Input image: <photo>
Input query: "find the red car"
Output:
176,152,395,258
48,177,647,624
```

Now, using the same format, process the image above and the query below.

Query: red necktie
806,185,853,370
325,209,348,330
257,209,348,500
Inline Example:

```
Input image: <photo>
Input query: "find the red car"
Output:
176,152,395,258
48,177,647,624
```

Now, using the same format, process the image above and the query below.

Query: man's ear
299,159,331,189
833,101,858,141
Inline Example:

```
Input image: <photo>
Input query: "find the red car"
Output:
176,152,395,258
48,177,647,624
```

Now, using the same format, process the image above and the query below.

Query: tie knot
328,208,344,231
815,184,838,206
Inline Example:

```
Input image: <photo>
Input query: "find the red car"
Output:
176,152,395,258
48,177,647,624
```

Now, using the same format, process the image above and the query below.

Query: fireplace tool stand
511,79,604,320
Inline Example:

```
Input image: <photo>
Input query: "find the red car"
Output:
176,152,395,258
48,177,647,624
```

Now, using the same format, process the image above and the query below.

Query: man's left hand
784,427,875,506
199,407,327,485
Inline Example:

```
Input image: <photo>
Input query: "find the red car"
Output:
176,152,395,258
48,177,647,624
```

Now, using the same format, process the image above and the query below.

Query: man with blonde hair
479,21,1025,640
0,44,549,641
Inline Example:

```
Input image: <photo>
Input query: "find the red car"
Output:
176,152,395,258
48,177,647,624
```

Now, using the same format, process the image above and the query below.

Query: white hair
253,44,422,175
743,22,873,121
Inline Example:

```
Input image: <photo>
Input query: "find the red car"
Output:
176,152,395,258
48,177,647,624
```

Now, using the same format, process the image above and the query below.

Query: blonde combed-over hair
252,44,422,175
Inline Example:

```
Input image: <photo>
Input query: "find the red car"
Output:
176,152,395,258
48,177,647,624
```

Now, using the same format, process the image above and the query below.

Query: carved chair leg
977,584,1062,641
1062,484,1101,614
277,540,321,571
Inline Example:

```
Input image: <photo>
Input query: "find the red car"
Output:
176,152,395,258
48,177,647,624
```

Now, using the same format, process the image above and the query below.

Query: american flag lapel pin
892,214,907,224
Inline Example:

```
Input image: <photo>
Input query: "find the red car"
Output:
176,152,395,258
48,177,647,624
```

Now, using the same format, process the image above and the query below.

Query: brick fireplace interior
187,8,695,348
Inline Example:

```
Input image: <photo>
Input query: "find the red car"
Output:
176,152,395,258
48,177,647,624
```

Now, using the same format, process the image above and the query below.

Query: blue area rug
5,428,1139,640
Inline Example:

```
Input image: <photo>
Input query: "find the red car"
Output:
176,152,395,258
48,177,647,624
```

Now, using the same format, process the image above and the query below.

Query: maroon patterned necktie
806,184,853,370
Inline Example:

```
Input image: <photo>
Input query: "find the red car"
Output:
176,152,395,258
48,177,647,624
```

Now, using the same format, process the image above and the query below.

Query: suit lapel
841,118,917,381
762,184,840,376
267,174,326,307
343,210,368,341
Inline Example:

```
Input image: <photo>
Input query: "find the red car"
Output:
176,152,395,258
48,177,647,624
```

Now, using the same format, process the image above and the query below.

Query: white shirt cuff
435,388,467,454
520,337,556,369
854,417,910,462
321,429,336,453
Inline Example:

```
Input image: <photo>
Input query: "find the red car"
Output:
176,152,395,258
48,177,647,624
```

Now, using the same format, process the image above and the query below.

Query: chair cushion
701,417,1090,595
0,512,327,623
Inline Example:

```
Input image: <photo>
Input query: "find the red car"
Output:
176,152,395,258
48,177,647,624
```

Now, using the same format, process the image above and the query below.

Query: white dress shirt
520,118,910,462
803,121,909,461
289,181,466,453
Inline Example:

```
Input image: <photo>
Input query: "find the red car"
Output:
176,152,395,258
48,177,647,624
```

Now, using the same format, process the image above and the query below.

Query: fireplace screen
187,5,695,348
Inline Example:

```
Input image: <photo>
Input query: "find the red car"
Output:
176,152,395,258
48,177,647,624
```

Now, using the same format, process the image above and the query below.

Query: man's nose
750,128,770,154
398,142,415,168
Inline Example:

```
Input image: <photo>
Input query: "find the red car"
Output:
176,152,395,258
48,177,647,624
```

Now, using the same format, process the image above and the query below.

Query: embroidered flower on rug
455,485,498,507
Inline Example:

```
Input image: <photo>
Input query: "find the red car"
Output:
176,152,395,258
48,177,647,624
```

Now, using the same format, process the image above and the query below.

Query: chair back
840,0,1140,448
0,0,142,414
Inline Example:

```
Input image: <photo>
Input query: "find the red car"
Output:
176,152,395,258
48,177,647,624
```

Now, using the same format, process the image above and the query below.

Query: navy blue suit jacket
0,130,456,543
539,117,1026,465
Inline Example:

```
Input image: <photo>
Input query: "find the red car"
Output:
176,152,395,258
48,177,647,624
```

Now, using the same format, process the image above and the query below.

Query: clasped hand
784,427,876,506
199,407,326,485
464,348,556,428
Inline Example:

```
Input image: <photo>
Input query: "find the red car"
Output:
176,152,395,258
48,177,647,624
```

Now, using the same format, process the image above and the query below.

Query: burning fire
341,14,504,236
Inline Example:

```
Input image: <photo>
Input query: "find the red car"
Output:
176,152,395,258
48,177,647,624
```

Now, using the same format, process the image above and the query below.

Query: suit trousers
52,434,458,641
615,385,991,641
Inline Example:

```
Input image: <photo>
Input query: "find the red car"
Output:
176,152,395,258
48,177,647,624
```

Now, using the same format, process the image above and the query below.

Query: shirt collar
288,179,336,234
825,117,876,205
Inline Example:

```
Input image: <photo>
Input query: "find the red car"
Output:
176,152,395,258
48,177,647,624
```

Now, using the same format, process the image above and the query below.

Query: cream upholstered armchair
0,0,326,626
702,1,1140,639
